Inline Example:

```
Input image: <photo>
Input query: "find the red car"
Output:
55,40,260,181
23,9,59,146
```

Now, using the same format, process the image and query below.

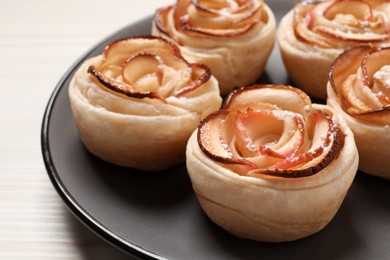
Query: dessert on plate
327,44,390,179
186,84,358,242
69,36,222,171
152,0,276,95
277,0,390,99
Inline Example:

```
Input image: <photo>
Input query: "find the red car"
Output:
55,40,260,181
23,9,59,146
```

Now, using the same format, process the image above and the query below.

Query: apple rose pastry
277,0,390,100
152,0,276,95
186,84,358,242
69,36,222,171
327,44,390,179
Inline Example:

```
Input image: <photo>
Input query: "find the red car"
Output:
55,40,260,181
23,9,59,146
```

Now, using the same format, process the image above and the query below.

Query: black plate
41,2,390,259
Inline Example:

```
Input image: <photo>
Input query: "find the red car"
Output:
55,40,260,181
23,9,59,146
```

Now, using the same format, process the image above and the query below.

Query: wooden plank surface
0,1,171,259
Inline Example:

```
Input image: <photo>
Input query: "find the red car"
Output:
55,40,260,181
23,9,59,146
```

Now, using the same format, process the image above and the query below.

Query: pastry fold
186,84,358,242
327,44,390,179
277,0,390,100
152,0,276,95
69,36,222,171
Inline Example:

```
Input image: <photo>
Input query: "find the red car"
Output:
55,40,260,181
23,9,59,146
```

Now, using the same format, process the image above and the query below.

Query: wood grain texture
0,0,171,259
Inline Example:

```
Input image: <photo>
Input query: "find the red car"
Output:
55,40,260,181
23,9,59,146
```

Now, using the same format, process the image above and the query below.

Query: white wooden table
0,1,171,258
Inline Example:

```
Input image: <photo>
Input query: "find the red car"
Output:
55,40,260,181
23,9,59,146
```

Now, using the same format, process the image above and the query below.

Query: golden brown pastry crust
152,0,276,95
69,36,222,171
186,84,358,242
327,44,390,179
277,0,390,100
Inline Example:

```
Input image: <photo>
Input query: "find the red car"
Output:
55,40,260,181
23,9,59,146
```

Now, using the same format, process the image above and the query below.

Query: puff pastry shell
152,0,276,95
186,84,358,242
69,36,222,171
277,0,390,99
327,44,390,179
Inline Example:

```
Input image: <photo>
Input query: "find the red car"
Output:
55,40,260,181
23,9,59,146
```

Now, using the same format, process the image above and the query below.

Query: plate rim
40,15,164,260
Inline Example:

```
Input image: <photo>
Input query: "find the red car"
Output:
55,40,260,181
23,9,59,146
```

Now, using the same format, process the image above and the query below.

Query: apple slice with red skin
293,0,389,47
329,44,390,124
250,110,344,177
197,85,345,178
172,0,262,37
88,36,211,100
323,0,372,21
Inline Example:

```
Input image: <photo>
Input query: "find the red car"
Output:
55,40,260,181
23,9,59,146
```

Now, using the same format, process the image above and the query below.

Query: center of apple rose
373,65,390,89
333,13,359,25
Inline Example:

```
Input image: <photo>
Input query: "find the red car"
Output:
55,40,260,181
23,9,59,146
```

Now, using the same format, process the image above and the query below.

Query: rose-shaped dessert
277,0,390,99
69,36,222,171
327,44,390,179
152,0,276,95
186,84,358,242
